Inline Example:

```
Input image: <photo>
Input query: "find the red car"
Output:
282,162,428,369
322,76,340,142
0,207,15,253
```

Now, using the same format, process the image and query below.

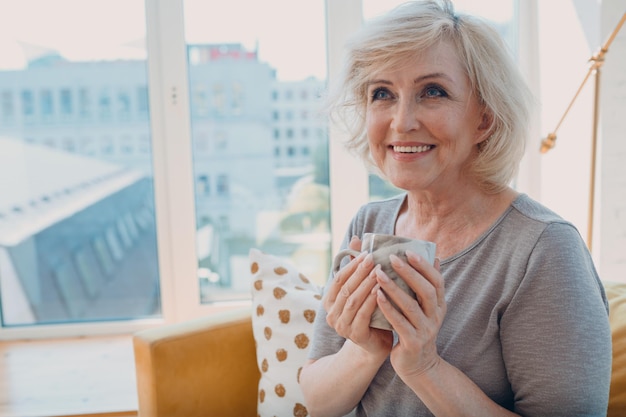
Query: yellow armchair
133,282,626,417
133,308,259,417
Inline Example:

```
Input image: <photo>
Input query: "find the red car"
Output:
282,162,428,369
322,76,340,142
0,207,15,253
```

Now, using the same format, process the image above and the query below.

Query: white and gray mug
332,233,436,331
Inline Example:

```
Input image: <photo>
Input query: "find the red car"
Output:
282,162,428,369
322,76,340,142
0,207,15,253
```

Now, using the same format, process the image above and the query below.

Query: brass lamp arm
538,11,626,251
540,12,626,154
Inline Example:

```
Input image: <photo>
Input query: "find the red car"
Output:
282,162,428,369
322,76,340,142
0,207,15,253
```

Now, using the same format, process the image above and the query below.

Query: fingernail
375,265,389,282
389,253,402,265
363,253,374,267
405,251,422,263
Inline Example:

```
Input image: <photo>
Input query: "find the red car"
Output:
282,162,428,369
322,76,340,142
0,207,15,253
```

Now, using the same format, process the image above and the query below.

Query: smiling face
365,40,490,194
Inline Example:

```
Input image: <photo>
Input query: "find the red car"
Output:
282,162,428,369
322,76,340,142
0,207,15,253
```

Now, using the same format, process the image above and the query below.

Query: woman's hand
375,251,446,380
324,236,393,357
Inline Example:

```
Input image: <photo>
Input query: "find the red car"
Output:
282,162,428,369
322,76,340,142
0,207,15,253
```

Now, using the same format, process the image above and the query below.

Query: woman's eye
371,87,391,101
424,86,447,98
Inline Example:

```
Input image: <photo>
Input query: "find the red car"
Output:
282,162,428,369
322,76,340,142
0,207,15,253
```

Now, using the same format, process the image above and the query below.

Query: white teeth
393,145,433,153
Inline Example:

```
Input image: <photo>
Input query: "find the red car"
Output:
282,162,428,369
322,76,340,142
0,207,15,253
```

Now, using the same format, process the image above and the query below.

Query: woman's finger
374,266,425,330
404,252,445,312
324,251,366,306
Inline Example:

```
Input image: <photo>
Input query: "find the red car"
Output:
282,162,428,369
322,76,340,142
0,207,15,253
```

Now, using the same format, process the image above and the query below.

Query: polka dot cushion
249,248,322,417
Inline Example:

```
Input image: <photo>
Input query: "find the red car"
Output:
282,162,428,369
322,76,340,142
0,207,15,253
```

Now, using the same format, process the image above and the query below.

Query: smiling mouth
392,145,434,153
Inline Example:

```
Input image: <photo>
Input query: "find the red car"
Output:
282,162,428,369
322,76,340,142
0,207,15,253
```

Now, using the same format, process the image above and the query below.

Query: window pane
362,0,517,201
0,0,161,326
183,0,330,303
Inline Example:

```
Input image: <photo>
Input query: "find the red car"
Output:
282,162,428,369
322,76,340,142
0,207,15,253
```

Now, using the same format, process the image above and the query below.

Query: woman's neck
395,187,518,259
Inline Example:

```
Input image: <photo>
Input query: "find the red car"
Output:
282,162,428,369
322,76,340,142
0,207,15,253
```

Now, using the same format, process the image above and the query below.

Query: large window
0,0,522,338
182,0,331,303
0,0,161,335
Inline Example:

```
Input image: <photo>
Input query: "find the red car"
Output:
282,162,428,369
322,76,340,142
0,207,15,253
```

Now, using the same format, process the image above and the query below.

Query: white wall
533,0,626,282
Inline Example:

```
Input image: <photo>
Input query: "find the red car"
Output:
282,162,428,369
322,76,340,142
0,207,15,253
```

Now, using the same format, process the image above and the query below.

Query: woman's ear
476,110,494,143
478,111,493,132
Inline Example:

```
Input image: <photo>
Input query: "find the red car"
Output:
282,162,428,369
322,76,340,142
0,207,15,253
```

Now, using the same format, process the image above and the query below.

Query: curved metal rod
539,11,626,154
539,11,626,251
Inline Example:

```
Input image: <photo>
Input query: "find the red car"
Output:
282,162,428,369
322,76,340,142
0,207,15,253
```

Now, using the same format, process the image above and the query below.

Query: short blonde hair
325,0,535,193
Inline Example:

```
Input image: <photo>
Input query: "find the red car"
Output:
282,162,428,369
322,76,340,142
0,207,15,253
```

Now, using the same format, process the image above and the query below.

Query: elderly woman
299,1,612,416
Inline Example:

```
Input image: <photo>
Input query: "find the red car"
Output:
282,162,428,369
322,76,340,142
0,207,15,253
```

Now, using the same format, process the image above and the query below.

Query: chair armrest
606,281,626,417
133,307,260,417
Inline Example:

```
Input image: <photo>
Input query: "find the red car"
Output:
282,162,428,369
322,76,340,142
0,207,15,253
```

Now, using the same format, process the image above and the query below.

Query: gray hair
325,0,535,193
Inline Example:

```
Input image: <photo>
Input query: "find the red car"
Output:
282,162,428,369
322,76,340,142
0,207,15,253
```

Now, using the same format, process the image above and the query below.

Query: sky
0,0,513,81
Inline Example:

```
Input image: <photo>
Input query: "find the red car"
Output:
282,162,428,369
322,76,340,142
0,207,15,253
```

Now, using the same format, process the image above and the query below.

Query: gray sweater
309,193,612,417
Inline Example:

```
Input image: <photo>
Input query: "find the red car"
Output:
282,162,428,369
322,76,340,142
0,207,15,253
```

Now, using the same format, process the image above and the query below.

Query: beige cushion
249,248,322,417
606,281,626,417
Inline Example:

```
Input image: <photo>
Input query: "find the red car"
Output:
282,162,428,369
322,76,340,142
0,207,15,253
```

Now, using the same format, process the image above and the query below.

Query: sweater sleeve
500,222,612,416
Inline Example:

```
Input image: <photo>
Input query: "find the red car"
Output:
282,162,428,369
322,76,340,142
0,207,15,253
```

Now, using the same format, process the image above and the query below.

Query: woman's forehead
367,42,467,83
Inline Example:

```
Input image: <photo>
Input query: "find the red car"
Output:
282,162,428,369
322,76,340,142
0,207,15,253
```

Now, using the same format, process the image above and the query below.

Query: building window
274,129,280,139
212,83,225,115
117,91,131,121
198,174,210,196
79,88,92,120
272,110,279,121
232,81,244,115
40,89,54,122
21,90,34,117
272,90,278,101
287,146,295,156
99,90,112,120
60,88,73,119
215,131,227,151
1,91,14,121
217,174,229,196
301,128,309,138
286,128,294,139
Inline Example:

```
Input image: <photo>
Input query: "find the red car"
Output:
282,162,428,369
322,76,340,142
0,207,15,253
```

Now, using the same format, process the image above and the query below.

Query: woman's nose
390,98,420,133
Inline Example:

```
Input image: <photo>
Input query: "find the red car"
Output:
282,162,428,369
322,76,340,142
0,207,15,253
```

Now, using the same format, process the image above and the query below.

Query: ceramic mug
332,233,436,331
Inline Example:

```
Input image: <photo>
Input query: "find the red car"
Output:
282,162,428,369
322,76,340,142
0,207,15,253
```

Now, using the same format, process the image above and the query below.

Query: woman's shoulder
510,193,569,226
503,193,587,251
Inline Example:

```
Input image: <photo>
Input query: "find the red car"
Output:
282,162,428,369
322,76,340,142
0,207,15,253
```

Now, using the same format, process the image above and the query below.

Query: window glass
183,0,330,303
0,0,161,327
